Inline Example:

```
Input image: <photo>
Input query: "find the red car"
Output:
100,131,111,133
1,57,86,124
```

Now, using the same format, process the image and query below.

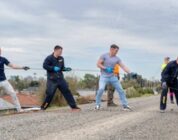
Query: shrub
126,87,141,98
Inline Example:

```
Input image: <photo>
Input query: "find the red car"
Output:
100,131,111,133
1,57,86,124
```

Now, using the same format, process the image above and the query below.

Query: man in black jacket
41,45,80,111
160,57,178,113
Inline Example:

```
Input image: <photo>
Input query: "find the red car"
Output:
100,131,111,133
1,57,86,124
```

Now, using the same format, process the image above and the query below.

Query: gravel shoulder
0,95,178,140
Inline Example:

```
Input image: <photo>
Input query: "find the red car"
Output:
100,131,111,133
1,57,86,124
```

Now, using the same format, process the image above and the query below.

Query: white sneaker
160,110,165,113
122,106,133,111
95,105,100,110
17,109,25,113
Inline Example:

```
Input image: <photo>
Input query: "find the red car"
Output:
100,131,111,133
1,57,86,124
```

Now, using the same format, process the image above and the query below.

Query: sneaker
160,109,165,113
107,102,118,107
40,107,46,111
71,106,81,112
122,106,133,111
17,109,25,113
95,105,101,110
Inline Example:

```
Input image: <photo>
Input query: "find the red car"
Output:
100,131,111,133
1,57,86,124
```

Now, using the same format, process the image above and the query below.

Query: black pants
107,84,115,104
41,78,77,110
160,82,178,110
169,88,174,102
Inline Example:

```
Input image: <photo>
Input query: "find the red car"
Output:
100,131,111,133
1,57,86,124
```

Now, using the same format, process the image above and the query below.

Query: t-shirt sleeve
117,58,122,64
100,54,106,61
4,58,10,66
43,56,53,71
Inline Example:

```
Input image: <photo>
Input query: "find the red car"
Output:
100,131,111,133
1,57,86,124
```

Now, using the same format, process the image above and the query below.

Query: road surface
0,95,178,140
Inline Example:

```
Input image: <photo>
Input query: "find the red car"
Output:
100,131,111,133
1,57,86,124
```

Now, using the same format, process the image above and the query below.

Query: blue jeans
96,75,128,107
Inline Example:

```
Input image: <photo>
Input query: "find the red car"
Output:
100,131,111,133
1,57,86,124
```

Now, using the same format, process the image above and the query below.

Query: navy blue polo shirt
0,56,10,81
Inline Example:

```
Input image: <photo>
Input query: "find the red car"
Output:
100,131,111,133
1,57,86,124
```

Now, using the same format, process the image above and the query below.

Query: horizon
1,0,178,80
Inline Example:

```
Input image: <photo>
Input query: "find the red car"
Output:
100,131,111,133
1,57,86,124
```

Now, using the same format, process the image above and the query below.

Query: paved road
0,95,178,140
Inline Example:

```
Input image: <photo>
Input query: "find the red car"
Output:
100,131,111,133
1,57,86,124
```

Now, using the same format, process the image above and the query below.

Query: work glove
104,67,113,73
53,66,61,72
63,67,72,72
128,72,138,79
162,82,167,89
22,66,30,71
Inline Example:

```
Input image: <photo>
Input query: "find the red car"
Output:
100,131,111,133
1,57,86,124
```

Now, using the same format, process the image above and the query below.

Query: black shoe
40,107,46,111
71,106,81,112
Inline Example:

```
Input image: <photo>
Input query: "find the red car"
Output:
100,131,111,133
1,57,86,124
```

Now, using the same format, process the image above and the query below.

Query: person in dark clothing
41,45,80,111
160,57,178,113
161,57,175,104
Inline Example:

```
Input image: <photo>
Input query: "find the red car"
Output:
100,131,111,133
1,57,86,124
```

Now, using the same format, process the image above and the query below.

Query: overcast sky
0,0,178,79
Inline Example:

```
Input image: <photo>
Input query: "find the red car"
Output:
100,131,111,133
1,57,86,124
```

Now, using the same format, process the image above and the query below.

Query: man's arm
43,57,54,72
62,58,72,72
61,57,65,70
97,58,105,70
8,63,29,70
119,62,131,73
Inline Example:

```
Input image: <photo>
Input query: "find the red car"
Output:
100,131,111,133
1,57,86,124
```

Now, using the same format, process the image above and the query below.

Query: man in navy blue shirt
41,45,80,111
0,48,30,112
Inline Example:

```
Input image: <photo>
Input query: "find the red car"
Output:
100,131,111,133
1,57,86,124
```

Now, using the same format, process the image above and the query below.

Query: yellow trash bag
114,64,120,75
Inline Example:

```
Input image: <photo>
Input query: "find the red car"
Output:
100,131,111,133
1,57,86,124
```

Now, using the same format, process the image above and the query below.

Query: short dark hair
54,45,63,50
110,44,119,49
165,57,170,61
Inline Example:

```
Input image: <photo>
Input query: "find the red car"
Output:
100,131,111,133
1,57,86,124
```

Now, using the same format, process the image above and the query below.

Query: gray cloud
0,0,178,79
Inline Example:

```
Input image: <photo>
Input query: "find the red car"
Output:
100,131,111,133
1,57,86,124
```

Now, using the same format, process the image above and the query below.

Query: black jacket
43,54,65,81
161,60,178,84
